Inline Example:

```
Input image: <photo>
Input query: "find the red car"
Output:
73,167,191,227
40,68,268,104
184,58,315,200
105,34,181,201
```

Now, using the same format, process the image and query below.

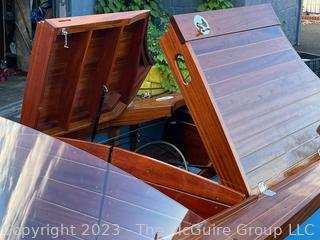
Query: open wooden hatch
160,4,320,195
21,11,152,136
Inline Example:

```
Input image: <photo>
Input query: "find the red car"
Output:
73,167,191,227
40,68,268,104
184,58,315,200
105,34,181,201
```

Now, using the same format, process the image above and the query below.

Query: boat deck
175,159,320,239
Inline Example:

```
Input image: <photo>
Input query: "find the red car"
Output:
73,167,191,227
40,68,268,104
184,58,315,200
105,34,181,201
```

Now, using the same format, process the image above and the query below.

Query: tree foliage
95,0,233,93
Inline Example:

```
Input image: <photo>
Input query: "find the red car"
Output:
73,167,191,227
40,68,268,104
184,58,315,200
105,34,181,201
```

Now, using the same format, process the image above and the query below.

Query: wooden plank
171,4,280,43
229,91,320,144
101,197,193,239
212,59,303,99
20,22,57,128
148,182,229,219
50,137,234,220
111,147,245,206
39,178,103,218
5,144,108,194
164,119,211,167
44,94,184,138
104,93,185,127
242,121,320,174
160,24,250,195
105,168,197,218
216,68,315,115
246,137,320,189
89,27,124,118
191,26,284,56
237,107,320,159
46,10,150,32
198,37,291,70
222,74,320,127
58,137,111,161
59,31,93,130
114,19,149,104
204,49,298,84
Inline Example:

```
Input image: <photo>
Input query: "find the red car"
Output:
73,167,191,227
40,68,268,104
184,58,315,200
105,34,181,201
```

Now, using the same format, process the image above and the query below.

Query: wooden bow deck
160,4,320,239
160,3,320,195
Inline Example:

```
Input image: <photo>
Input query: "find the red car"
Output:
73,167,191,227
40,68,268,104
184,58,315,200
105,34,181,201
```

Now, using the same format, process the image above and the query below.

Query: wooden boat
10,10,243,239
160,3,320,238
0,117,206,239
20,10,184,138
4,4,318,239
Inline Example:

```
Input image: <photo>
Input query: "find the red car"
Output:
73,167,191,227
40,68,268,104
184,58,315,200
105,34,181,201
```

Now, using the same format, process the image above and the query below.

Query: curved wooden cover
21,11,152,135
160,4,320,194
0,117,203,239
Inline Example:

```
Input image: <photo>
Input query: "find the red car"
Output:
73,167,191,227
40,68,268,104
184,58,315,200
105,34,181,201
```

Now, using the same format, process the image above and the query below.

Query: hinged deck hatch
161,4,320,195
21,11,152,136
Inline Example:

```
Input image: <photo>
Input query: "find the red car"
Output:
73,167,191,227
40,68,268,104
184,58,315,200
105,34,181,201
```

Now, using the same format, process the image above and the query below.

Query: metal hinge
258,181,276,197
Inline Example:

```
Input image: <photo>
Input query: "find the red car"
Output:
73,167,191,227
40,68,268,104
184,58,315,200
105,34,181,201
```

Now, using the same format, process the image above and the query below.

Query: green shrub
95,0,233,93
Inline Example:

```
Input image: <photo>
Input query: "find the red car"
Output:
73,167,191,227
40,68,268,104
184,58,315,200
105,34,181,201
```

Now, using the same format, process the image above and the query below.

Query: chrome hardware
258,181,276,197
194,15,211,35
61,28,69,48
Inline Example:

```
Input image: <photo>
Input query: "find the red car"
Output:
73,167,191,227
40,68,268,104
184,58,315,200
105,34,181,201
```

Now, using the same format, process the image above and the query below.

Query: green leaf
197,4,206,11
150,1,158,10
95,4,103,13
109,5,118,12
98,0,106,7
94,0,180,93
150,10,159,18
113,1,122,9
103,6,110,12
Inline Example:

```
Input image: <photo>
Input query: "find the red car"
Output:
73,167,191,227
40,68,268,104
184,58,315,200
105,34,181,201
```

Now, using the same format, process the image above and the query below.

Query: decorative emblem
194,15,210,35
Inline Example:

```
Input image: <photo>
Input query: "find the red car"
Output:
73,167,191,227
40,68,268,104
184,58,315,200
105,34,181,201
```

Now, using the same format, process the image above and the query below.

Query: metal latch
61,28,69,49
258,181,276,197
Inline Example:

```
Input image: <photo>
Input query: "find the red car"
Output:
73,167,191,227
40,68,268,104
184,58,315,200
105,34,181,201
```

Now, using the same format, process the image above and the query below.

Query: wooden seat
160,4,320,195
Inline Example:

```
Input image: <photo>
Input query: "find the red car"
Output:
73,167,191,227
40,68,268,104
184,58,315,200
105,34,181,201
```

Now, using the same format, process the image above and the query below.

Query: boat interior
9,3,320,239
